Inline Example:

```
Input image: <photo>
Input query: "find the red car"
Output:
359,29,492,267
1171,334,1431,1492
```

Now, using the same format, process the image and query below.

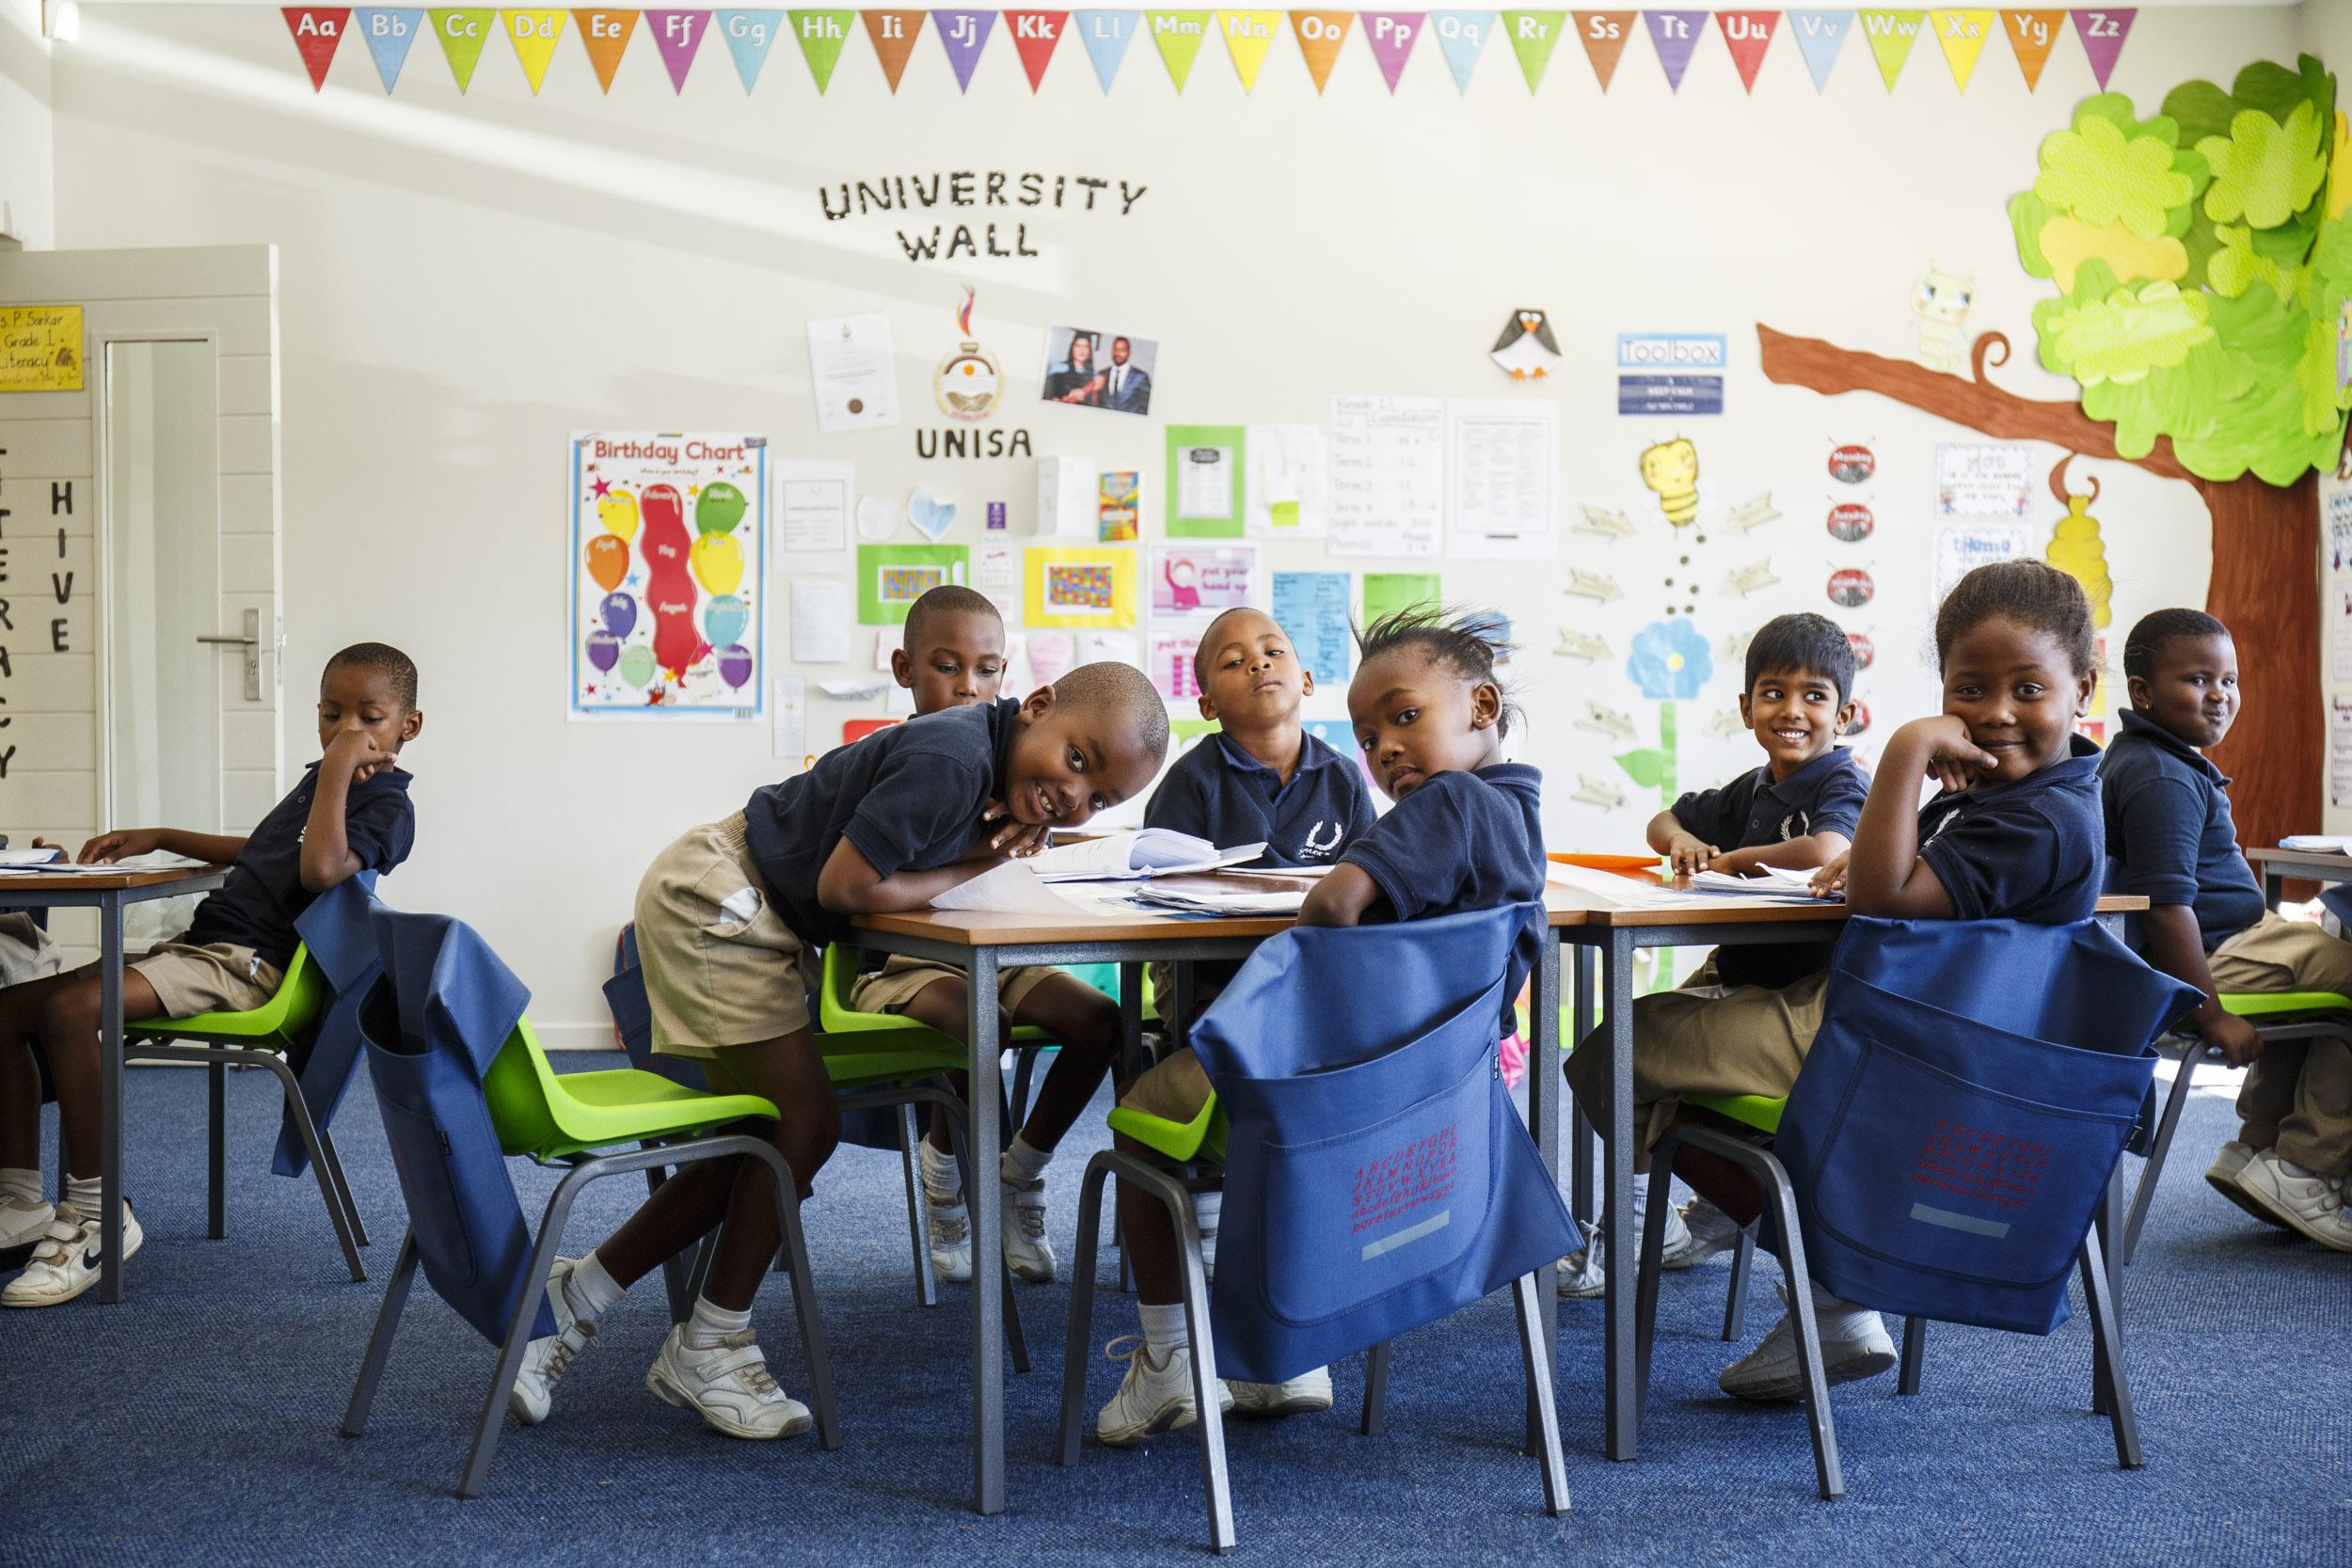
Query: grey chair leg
1897,1316,1927,1396
1513,1273,1571,1516
459,1164,592,1497
1722,1227,1756,1341
207,1061,227,1240
249,1049,366,1283
1009,1047,1040,1132
1760,1167,1845,1502
2122,1039,2206,1265
316,1130,370,1248
341,1228,421,1437
898,1104,940,1308
2079,1227,2142,1469
742,1139,842,1452
1359,1342,1391,1435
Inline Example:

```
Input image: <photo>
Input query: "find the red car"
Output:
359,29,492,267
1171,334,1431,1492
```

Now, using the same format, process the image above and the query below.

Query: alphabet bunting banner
505,7,566,91
1498,10,1564,91
1149,10,1213,91
1643,8,1703,88
1073,8,1136,87
1571,10,1630,87
1786,8,1850,88
356,7,425,87
1930,7,1991,89
1857,8,1923,89
1714,8,1772,90
283,7,352,90
792,9,854,87
2000,8,2058,87
1428,10,1494,91
576,8,639,87
1218,10,1282,91
716,9,786,88
933,8,995,87
1005,8,1068,88
1290,10,1352,92
1359,10,1419,90
430,8,498,88
2070,6,2129,88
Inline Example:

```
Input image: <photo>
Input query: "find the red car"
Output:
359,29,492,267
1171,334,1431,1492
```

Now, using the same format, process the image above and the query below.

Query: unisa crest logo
933,286,1001,422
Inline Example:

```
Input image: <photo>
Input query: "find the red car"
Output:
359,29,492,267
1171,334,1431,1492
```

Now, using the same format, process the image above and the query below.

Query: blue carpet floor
0,1056,2344,1567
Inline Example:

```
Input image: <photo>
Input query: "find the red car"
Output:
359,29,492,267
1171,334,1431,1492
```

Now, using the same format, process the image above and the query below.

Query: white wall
41,4,2296,1042
2309,0,2352,835
0,0,52,247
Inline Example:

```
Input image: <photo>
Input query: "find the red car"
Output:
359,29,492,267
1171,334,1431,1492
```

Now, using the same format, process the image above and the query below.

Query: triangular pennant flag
429,9,497,89
1715,9,1775,91
1073,9,1137,87
1497,11,1565,91
284,8,352,90
1005,9,1068,88
789,10,853,88
1359,10,1420,91
1570,11,1631,88
2069,7,2129,89
574,8,639,88
1147,12,1212,91
1998,8,2058,88
504,8,567,91
1289,11,1351,92
1930,8,1992,89
1644,10,1705,89
1856,8,1922,89
862,8,926,88
355,8,424,89
1218,10,1281,91
1428,10,1494,91
713,10,785,88
645,10,710,88
932,8,994,87
1786,8,1850,88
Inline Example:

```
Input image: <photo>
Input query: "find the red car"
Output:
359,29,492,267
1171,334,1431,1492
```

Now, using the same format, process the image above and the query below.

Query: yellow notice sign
0,305,84,392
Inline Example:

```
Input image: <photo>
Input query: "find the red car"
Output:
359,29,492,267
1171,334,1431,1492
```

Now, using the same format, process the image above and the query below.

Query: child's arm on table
816,806,1045,914
1646,809,1717,878
70,827,247,865
1296,863,1379,927
1708,830,1851,877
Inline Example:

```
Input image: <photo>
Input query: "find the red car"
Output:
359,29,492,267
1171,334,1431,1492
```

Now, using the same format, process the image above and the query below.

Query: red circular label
1843,702,1870,737
1827,567,1875,609
1847,632,1874,669
1828,444,1876,483
1826,502,1874,542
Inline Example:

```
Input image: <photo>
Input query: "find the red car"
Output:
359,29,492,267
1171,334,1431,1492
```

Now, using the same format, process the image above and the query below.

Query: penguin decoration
1489,309,1563,380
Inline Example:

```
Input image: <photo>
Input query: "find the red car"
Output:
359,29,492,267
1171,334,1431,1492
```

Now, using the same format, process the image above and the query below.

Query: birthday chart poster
571,432,768,721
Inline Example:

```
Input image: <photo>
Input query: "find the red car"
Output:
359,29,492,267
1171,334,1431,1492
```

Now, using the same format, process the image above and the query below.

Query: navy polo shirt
183,762,417,971
2097,707,2264,950
743,697,1011,950
1673,748,1867,990
1916,734,2105,925
1340,763,1547,1034
1143,730,1375,867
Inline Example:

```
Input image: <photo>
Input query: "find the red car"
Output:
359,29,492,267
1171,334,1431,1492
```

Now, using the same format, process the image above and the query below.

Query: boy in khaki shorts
0,643,422,1306
508,660,1168,1442
849,586,1123,1288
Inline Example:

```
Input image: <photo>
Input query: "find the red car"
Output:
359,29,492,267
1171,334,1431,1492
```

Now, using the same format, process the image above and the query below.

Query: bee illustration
1911,261,1976,372
1639,436,1700,529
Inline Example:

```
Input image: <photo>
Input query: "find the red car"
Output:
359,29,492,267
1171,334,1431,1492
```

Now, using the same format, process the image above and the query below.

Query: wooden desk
1542,879,2147,1464
852,886,1587,1515
2248,847,2352,901
0,865,230,1304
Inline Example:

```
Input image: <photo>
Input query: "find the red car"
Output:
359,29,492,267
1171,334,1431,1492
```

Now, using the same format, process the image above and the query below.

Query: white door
0,245,281,958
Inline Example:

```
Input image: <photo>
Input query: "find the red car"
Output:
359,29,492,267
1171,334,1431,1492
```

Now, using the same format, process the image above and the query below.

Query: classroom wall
0,0,53,247
37,4,2302,1042
2308,0,2352,839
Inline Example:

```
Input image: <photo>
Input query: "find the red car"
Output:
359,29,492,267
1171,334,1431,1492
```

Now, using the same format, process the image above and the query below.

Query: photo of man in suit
1040,325,1157,418
1101,336,1152,415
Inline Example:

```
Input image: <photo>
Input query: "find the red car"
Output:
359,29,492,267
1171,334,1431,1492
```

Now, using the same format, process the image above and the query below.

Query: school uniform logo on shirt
1777,807,1811,841
1299,820,1344,860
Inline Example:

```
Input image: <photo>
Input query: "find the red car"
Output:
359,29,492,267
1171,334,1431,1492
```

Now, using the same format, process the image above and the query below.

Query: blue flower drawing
1627,617,1711,702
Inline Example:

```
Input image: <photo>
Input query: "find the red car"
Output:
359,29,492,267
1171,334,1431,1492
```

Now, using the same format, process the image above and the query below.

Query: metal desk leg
1526,934,1563,1451
965,947,1006,1515
1604,930,1637,1462
99,893,126,1305
1570,944,1597,1225
1117,961,1145,1082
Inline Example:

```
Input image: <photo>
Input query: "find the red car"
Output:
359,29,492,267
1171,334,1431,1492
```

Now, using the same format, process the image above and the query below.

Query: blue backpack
1189,904,1575,1385
1774,916,2200,1335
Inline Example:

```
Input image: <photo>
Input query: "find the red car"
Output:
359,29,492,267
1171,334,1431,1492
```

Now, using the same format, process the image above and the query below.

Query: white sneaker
928,1195,975,1284
1557,1205,1700,1299
1719,1291,1897,1402
0,1195,55,1252
1229,1365,1333,1418
510,1258,596,1425
1002,1178,1057,1283
645,1324,813,1439
2,1201,142,1308
1095,1336,1233,1447
2237,1150,2352,1252
1680,1196,1745,1259
2206,1140,2290,1229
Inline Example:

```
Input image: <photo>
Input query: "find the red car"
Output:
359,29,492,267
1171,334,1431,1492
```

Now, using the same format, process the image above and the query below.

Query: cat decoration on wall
1911,261,1976,372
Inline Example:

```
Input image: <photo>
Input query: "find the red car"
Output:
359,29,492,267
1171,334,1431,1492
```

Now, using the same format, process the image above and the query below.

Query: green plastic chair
343,1015,840,1497
121,944,370,1281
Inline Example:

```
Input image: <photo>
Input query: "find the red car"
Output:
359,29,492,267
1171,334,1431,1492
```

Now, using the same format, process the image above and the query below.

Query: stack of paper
2280,835,2352,853
1032,830,1266,882
1686,866,1831,902
1127,873,1311,918
0,847,66,867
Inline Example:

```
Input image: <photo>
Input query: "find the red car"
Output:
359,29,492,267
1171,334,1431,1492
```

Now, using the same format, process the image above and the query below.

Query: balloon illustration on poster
571,433,767,718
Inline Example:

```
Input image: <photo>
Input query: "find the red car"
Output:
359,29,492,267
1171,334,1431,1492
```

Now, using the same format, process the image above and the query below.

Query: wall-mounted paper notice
1037,455,1099,539
775,460,852,559
1934,443,2033,517
773,676,807,762
1931,521,2033,602
790,578,851,663
1329,395,1442,558
1246,423,1329,537
979,544,1017,590
1447,399,1558,560
2334,694,2352,808
1270,570,1353,685
2332,580,2352,684
1167,425,1247,538
806,313,899,435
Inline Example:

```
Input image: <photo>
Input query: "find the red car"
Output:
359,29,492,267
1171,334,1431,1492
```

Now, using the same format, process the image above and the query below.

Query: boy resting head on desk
0,642,422,1307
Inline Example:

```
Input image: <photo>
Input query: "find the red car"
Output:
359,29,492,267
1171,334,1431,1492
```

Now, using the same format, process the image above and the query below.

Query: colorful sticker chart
570,431,767,721
857,544,971,625
1025,545,1138,628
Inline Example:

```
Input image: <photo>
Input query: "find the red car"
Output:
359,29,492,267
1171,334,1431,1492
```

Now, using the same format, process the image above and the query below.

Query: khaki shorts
1120,1045,1216,1125
1146,960,1238,1027
1565,971,1833,1149
129,941,283,1021
634,813,820,1059
849,955,1060,1018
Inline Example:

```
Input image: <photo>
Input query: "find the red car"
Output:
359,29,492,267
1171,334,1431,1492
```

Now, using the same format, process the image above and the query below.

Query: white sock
567,1250,627,1323
1808,1277,1871,1326
1138,1301,1188,1358
64,1174,102,1222
0,1167,40,1206
920,1139,963,1205
685,1294,754,1351
1192,1189,1221,1237
999,1134,1051,1187
2279,1157,2318,1180
1629,1177,1652,1230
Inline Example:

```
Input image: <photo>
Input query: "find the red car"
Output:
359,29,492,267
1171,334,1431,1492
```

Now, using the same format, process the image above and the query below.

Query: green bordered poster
1361,571,1441,626
857,544,969,625
1165,423,1247,538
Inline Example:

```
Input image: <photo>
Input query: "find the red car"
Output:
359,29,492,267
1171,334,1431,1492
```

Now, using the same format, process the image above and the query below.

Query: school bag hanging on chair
1188,902,1575,1386
1773,916,2200,1336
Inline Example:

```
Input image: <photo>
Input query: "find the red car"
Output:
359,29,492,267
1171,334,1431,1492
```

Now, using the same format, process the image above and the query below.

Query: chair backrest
481,1017,564,1160
256,942,332,1037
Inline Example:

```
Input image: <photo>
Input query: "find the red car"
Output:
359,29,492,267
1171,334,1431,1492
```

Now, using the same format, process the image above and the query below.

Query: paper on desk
1128,872,1310,917
2280,834,2352,853
928,861,1093,915
1686,866,1830,901
0,848,66,867
1031,828,1265,881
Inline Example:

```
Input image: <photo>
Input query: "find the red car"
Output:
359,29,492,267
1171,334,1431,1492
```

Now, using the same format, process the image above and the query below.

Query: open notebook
1031,829,1266,882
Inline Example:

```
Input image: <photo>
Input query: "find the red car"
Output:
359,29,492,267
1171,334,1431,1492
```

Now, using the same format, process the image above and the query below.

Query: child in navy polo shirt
850,586,1128,1287
1559,612,1867,1299
0,643,422,1307
2103,609,2352,1251
510,661,1168,1442
1091,609,1543,1445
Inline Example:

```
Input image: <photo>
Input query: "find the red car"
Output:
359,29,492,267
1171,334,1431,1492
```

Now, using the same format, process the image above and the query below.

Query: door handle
196,609,263,701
